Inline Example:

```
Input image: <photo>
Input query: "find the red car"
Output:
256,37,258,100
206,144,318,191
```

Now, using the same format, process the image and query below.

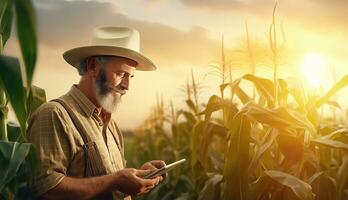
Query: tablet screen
144,158,186,179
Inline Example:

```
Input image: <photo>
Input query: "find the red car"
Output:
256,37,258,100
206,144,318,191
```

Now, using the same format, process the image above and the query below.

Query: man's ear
86,57,99,77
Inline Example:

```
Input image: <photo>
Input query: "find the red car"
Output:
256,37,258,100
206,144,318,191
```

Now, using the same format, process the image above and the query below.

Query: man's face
94,56,136,113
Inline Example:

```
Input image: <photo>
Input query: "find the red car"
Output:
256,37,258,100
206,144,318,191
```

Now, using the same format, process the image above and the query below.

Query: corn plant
0,0,46,199
128,5,348,200
130,71,348,200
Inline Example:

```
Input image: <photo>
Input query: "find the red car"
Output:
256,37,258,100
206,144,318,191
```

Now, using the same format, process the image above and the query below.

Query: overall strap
51,98,108,177
51,98,90,144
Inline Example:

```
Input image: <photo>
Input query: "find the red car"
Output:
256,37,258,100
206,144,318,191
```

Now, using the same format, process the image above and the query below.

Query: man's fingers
134,169,151,177
136,173,163,195
154,177,161,185
134,170,158,193
115,168,162,196
137,187,151,195
150,160,166,169
142,163,157,170
141,177,159,188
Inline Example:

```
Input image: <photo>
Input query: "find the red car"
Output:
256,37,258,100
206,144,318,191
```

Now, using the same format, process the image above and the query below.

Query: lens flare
301,53,328,87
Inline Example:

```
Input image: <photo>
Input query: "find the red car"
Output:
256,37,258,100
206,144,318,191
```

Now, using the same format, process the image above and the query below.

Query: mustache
108,85,126,95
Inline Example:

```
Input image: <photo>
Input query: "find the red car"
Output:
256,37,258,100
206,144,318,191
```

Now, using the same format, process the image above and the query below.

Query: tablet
143,158,186,179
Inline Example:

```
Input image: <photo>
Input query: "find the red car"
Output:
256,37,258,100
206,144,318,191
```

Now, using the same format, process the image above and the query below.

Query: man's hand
113,168,162,195
141,160,166,170
40,168,163,200
141,160,167,179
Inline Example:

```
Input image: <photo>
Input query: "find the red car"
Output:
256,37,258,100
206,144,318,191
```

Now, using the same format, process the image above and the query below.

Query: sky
4,0,348,130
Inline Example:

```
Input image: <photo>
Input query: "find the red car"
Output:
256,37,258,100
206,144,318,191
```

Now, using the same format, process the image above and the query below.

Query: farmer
27,27,165,200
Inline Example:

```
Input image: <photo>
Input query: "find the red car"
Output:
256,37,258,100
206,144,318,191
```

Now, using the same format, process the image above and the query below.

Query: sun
300,53,328,87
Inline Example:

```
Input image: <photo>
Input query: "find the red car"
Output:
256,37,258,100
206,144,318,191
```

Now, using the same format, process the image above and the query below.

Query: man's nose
120,76,130,90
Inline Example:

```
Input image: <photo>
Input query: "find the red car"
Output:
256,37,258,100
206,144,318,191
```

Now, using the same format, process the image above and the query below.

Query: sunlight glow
301,53,328,87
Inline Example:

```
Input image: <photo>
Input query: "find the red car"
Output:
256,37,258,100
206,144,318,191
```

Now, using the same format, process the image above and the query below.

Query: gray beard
94,68,122,113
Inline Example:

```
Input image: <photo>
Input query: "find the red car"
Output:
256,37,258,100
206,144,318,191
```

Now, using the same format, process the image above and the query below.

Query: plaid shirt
28,85,128,199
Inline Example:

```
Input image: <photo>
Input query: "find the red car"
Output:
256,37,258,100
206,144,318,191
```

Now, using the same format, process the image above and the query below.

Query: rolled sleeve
27,102,72,197
30,171,65,197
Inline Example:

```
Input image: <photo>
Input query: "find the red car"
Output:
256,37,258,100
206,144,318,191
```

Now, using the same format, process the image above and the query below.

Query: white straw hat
63,26,156,71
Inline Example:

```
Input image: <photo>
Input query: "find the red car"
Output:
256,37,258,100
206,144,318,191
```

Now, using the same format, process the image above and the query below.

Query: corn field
127,6,348,200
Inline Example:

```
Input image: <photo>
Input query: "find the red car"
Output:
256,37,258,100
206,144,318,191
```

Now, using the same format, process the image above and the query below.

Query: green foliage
129,8,348,196
222,113,250,200
0,0,13,52
308,171,336,200
13,0,37,86
0,141,31,191
130,70,348,200
265,170,314,200
0,56,27,132
314,75,348,109
0,0,45,199
198,173,223,200
0,140,37,199
27,86,46,118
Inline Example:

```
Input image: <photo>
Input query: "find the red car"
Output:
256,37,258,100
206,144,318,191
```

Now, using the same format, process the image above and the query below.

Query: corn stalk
245,22,256,98
0,32,7,141
0,88,7,141
221,35,226,99
269,2,279,107
0,0,9,142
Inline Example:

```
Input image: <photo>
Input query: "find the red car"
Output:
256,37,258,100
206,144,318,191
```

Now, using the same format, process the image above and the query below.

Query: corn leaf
243,74,275,106
278,79,289,105
186,99,197,114
190,121,204,175
276,130,304,165
182,111,196,125
307,108,320,128
235,86,251,104
197,95,224,117
207,122,229,138
265,170,314,200
249,128,279,173
0,141,31,191
27,85,46,118
326,101,341,110
14,0,37,86
312,138,348,151
336,154,348,200
322,128,348,143
0,56,27,130
221,78,251,104
241,102,315,133
308,171,336,200
175,192,197,200
200,123,229,170
198,173,223,200
314,75,348,109
222,113,250,200
7,122,21,142
288,86,307,110
220,77,241,96
0,0,13,49
248,175,272,200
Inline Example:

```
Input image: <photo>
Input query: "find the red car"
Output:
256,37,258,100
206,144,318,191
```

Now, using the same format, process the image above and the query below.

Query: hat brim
63,46,156,71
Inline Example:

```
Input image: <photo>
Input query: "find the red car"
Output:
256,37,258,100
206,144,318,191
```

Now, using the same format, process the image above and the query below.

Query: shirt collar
68,85,98,118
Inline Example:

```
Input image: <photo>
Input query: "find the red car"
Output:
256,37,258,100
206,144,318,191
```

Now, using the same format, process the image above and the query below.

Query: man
28,27,165,200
